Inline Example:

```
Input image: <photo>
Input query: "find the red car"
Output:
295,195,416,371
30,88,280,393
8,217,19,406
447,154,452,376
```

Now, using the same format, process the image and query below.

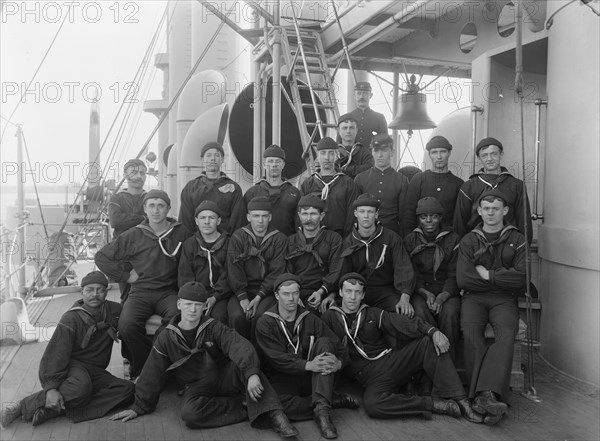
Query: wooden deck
1,286,599,441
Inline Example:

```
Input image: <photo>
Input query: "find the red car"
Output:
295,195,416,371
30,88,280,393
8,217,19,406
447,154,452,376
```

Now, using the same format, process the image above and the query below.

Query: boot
431,398,461,418
332,392,359,409
269,409,299,438
484,412,504,426
32,406,62,427
472,390,507,416
455,397,484,423
314,409,338,439
1,400,22,428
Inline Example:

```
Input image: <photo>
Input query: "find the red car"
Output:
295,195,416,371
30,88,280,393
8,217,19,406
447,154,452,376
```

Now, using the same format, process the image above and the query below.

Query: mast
87,100,102,212
15,125,26,298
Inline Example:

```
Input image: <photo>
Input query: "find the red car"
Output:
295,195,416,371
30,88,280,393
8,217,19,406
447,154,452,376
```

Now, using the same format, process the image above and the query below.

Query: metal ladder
281,18,341,173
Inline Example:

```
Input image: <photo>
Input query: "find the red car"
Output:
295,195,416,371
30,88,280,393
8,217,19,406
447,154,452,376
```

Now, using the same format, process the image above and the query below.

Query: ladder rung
293,51,321,58
306,122,338,128
298,84,330,91
302,103,334,109
289,34,317,41
295,67,327,74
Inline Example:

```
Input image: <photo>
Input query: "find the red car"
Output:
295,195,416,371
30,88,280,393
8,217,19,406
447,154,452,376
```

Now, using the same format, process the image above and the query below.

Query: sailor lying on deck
109,281,299,438
321,272,484,424
0,271,134,428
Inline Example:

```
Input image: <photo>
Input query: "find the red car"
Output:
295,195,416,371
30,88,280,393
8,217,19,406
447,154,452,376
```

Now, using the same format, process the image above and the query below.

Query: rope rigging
0,3,71,145
36,2,239,292
514,0,540,403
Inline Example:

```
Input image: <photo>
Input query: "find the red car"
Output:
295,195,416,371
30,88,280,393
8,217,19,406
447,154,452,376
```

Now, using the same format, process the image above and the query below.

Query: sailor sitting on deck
109,281,299,438
255,273,359,440
95,189,191,379
0,271,134,428
321,272,483,424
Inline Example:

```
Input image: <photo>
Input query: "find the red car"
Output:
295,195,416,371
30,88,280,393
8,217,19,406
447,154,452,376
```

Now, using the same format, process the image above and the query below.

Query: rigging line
446,77,460,110
67,4,168,229
118,67,159,165
0,114,18,127
51,1,173,245
30,4,171,287
374,75,393,115
515,0,538,399
21,131,50,242
0,4,71,146
112,3,235,192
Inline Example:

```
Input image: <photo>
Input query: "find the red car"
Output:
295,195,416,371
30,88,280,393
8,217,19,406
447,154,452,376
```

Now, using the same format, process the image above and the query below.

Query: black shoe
332,392,359,409
455,398,484,423
472,391,508,416
32,407,61,427
269,410,299,438
484,412,504,426
314,409,338,439
1,401,22,428
431,398,461,418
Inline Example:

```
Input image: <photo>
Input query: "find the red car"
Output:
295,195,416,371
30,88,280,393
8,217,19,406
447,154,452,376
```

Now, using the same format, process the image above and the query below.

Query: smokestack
88,100,101,188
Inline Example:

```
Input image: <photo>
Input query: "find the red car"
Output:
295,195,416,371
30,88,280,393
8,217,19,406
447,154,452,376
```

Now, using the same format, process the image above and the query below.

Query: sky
0,0,471,205
1,1,168,190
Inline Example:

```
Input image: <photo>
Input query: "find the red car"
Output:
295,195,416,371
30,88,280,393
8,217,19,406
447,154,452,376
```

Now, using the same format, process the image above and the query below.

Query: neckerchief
341,224,388,274
68,300,118,349
157,317,215,371
329,305,391,361
263,309,312,356
471,224,519,265
285,227,325,267
339,143,360,168
194,233,227,288
313,173,344,200
409,228,451,279
137,220,183,260
233,227,280,279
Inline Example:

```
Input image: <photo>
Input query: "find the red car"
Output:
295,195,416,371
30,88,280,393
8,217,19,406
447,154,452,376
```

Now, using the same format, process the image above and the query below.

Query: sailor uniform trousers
266,337,336,421
351,336,465,418
179,361,281,429
19,361,134,423
411,295,461,362
118,288,179,377
227,290,277,341
461,292,518,400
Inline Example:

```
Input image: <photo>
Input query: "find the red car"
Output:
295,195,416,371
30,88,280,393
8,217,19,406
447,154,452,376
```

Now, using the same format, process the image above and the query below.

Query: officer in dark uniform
345,82,388,148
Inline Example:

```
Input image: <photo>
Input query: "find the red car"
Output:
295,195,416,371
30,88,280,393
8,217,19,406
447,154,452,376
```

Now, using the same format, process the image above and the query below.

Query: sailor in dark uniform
322,273,483,423
402,136,464,236
355,134,409,235
244,145,300,236
300,137,359,237
256,274,358,439
345,81,388,148
335,113,374,179
0,272,134,428
110,281,299,438
457,189,527,426
95,189,191,378
179,142,246,235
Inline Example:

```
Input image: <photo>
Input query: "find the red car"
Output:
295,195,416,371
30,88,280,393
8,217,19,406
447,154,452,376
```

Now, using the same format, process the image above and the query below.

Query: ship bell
389,75,436,132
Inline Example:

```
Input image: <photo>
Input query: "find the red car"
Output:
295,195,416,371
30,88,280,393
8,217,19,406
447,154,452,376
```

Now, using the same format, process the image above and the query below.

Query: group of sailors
1,82,529,438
